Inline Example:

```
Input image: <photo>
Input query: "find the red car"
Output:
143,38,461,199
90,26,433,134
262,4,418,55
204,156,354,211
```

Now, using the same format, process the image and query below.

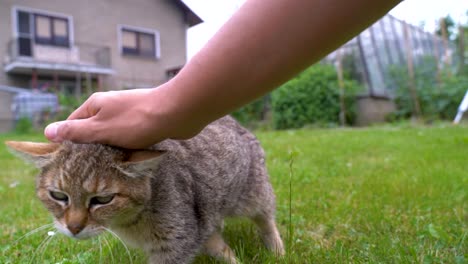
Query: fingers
67,93,102,120
44,93,102,144
44,119,101,144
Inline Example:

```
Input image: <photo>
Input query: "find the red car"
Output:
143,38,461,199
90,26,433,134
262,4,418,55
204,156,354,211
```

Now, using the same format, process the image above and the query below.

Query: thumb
44,120,99,143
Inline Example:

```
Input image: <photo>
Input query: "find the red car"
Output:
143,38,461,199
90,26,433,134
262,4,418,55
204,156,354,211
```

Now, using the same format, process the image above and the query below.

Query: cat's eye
90,195,115,206
49,191,68,202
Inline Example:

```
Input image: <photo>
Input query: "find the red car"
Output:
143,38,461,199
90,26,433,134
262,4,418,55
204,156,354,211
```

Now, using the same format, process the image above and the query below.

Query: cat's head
5,141,164,240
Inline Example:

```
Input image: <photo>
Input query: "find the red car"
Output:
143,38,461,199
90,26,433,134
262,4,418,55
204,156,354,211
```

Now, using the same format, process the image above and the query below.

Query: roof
0,85,57,98
0,85,32,94
175,0,203,27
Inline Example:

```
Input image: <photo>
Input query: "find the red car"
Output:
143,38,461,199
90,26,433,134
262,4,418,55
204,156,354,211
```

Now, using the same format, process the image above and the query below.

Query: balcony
4,38,114,76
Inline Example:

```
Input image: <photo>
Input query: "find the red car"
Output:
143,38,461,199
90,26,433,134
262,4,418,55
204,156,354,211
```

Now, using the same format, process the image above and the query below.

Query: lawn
0,123,467,263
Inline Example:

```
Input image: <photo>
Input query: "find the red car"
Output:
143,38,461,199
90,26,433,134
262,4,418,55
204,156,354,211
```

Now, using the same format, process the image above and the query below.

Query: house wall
0,90,15,132
6,75,30,88
0,2,13,87
355,96,396,126
0,0,188,89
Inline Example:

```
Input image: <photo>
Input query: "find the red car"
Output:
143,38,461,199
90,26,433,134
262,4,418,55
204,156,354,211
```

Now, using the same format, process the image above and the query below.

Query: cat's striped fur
6,116,284,264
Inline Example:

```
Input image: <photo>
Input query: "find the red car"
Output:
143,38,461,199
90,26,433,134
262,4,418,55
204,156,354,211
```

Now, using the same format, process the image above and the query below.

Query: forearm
45,0,402,148
162,0,400,128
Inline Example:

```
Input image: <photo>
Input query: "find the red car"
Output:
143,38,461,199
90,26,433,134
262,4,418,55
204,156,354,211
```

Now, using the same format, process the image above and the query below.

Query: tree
436,15,456,40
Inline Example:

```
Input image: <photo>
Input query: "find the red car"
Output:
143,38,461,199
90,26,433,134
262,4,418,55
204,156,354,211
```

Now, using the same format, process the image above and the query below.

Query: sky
183,0,468,59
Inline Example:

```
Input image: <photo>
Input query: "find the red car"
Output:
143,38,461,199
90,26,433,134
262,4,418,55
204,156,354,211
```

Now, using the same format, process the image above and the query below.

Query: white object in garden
454,90,468,124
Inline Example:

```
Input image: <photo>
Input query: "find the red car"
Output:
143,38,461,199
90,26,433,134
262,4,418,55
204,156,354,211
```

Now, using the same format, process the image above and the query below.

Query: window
34,14,69,47
13,7,72,54
166,67,182,80
17,11,32,56
120,27,159,58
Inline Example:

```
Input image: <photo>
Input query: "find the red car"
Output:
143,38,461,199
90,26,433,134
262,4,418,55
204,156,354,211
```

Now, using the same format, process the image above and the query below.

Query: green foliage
389,57,468,120
342,52,365,84
436,15,456,40
433,75,468,119
13,117,34,134
271,64,362,129
458,26,468,76
232,96,269,127
54,93,88,121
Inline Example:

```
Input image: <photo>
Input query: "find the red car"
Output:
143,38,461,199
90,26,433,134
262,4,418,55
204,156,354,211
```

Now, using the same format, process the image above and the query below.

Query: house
0,0,202,96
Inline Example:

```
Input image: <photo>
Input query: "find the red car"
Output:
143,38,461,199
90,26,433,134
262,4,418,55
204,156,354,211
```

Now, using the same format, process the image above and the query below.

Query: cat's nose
67,223,84,235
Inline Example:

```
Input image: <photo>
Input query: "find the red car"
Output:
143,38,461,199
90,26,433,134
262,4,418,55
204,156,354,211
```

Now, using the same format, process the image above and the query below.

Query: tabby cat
6,116,284,264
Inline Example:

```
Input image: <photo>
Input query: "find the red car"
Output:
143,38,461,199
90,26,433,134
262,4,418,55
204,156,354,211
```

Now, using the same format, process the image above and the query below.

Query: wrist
148,81,206,140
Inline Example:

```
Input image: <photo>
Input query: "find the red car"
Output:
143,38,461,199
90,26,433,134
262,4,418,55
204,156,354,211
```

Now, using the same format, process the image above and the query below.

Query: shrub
437,74,468,119
232,96,269,127
389,57,468,120
271,64,361,129
14,117,34,134
54,93,88,121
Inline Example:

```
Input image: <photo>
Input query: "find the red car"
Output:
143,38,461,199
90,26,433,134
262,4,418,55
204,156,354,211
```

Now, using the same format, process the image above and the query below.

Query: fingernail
45,123,60,141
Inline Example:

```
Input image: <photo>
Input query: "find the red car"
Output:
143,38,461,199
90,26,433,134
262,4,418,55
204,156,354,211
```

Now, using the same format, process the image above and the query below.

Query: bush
54,93,89,121
389,57,468,120
438,75,468,119
14,117,34,134
271,64,361,129
232,96,269,127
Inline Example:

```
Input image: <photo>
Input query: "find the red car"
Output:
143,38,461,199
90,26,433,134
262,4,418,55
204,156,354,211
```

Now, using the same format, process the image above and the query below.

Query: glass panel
53,18,69,46
122,30,137,48
53,18,67,37
18,37,32,56
18,11,30,34
139,33,155,56
36,15,51,38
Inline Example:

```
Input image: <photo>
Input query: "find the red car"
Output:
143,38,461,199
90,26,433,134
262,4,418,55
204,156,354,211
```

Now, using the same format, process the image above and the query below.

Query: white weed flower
9,181,20,188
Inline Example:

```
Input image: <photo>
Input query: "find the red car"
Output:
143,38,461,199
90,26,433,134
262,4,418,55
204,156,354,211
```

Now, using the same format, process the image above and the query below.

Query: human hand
44,84,203,149
44,0,399,149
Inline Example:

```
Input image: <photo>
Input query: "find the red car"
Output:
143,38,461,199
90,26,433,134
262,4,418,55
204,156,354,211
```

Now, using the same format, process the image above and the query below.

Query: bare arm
45,0,401,148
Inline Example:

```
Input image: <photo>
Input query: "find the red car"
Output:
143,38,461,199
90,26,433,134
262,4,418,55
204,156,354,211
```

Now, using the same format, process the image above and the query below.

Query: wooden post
86,72,92,95
97,75,103,91
403,21,422,118
75,70,82,99
31,68,38,90
432,33,442,85
459,25,465,74
53,71,59,93
440,18,452,70
335,47,346,126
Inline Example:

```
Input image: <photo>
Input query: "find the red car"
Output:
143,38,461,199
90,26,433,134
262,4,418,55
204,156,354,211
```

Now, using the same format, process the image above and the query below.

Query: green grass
1,123,467,263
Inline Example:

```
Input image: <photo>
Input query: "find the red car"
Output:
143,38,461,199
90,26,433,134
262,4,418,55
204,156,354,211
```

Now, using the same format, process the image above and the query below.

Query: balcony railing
5,38,111,69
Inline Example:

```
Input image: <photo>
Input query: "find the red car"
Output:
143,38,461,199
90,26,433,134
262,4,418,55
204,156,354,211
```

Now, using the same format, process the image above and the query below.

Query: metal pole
357,35,373,96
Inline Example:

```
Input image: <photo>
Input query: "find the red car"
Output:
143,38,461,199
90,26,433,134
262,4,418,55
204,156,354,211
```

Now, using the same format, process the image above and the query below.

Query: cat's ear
4,141,60,168
118,149,165,177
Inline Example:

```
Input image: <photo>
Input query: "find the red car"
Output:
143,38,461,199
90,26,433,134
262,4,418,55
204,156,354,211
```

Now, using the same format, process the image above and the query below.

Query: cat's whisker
102,233,116,264
77,253,85,264
103,227,134,264
12,223,54,245
98,236,103,264
38,230,56,262
28,234,52,264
